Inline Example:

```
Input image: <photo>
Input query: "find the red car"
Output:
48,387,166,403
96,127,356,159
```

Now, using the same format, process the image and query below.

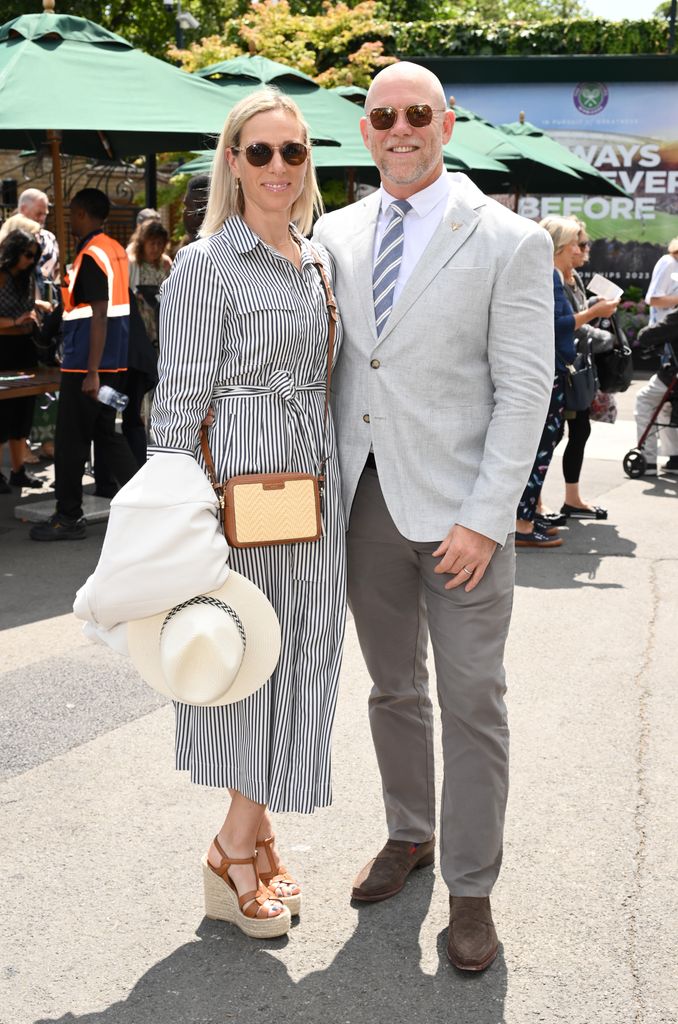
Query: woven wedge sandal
202,837,291,938
256,836,301,917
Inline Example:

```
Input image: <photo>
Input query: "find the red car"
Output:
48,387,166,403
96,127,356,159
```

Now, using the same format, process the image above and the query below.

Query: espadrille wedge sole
256,836,302,916
201,853,291,939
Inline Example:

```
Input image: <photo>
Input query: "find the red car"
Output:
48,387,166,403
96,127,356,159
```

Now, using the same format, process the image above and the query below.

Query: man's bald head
365,62,447,112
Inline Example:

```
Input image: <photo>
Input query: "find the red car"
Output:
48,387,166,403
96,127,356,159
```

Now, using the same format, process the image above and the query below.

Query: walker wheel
623,449,647,478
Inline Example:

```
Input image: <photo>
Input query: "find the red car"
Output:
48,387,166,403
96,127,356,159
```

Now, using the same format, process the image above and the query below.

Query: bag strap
200,425,219,491
308,244,338,480
199,240,338,486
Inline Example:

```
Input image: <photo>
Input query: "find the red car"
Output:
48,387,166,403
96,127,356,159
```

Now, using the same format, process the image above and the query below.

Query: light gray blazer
313,173,555,546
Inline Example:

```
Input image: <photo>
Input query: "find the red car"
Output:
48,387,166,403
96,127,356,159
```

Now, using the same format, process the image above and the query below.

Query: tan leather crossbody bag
200,250,338,549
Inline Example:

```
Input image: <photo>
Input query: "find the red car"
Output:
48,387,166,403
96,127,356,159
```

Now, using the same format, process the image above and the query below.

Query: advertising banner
447,80,678,291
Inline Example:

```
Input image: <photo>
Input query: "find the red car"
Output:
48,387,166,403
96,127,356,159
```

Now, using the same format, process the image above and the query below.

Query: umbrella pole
47,129,66,280
512,186,521,214
347,167,356,205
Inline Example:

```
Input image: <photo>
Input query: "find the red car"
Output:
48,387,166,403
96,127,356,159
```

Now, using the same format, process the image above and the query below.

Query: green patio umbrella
0,11,341,267
194,55,364,162
500,117,627,198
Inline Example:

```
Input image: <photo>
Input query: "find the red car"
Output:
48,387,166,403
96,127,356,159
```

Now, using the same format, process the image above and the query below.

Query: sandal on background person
202,836,291,939
256,836,301,916
560,503,608,520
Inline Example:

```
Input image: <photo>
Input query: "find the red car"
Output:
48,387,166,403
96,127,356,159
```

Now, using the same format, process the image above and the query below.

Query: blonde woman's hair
200,87,323,238
539,215,580,253
668,236,678,254
0,213,40,243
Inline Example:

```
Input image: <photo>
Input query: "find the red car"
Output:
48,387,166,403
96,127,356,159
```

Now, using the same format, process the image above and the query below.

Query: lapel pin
451,222,461,231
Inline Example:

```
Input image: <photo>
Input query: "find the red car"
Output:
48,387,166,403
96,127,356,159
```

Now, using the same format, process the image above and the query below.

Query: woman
558,219,614,519
149,89,346,937
127,218,172,348
0,228,49,493
515,216,618,548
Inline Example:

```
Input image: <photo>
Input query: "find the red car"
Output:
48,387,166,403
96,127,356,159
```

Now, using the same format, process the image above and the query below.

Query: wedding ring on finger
462,566,473,576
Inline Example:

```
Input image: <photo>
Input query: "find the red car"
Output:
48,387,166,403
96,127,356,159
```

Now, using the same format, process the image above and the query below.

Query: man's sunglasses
231,142,309,167
367,104,446,131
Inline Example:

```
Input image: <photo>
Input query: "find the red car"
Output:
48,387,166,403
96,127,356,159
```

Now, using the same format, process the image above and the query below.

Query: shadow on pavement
516,520,637,591
33,874,508,1024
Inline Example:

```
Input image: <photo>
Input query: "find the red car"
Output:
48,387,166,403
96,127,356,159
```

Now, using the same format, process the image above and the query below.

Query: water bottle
97,385,129,411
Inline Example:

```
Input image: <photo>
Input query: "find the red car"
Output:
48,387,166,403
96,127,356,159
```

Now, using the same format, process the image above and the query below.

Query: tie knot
389,199,411,221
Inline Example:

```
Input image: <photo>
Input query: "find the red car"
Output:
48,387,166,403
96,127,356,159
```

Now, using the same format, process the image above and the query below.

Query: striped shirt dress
149,217,347,814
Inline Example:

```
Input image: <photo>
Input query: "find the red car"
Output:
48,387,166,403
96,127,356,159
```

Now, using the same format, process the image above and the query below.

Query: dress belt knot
211,376,325,403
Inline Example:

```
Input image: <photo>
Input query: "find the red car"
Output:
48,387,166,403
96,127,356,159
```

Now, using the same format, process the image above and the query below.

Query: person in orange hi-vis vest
30,188,137,541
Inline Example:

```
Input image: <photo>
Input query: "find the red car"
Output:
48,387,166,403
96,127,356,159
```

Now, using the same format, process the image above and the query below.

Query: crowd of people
4,63,677,976
0,176,211,519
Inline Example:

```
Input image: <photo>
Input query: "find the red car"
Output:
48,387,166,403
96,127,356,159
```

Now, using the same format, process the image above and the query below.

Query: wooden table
0,367,61,400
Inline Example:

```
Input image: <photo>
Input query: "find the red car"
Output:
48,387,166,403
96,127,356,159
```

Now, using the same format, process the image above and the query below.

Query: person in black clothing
0,229,46,493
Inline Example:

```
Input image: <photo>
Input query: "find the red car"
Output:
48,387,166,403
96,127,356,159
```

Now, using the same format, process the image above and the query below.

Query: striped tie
373,199,411,336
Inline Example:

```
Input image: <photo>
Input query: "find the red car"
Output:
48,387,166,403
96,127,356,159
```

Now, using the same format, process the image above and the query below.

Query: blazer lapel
351,192,381,342
376,186,483,345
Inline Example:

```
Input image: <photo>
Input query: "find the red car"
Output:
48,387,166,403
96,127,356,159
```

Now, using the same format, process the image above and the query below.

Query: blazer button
370,359,380,369
363,413,370,423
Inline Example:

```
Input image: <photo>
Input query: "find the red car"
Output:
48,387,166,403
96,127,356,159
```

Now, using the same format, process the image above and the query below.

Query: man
313,63,554,971
18,187,60,287
30,189,137,541
634,238,678,474
180,174,210,246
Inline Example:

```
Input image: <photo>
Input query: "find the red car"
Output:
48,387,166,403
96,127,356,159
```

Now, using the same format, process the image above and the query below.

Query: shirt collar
221,215,315,270
75,228,103,255
379,171,449,219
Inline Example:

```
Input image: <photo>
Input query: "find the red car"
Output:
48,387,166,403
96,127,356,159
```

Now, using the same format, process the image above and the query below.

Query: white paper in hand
587,273,624,302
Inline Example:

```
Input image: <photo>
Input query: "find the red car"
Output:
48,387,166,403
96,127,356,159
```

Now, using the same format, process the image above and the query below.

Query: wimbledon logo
573,82,609,115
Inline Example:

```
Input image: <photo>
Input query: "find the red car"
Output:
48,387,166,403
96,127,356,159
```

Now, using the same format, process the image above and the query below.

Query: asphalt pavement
1,378,676,1024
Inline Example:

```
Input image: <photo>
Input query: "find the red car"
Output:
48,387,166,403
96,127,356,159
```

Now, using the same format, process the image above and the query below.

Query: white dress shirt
645,252,678,325
373,171,450,306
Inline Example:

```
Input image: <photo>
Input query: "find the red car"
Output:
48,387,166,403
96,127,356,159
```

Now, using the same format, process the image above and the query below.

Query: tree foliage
0,0,230,58
394,15,670,56
0,0,670,67
170,1,397,86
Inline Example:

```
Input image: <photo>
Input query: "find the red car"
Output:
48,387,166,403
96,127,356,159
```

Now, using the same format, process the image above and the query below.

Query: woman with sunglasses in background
556,218,614,520
0,228,50,494
516,216,618,547
149,89,346,938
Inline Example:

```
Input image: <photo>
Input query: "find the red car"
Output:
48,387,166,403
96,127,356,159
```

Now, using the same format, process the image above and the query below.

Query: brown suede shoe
352,838,435,902
447,896,498,972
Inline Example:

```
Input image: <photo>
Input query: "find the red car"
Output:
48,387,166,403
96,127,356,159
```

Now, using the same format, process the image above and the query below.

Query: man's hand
82,370,100,398
432,524,497,592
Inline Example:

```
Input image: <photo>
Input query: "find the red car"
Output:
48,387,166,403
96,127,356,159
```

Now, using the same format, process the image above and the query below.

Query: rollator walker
623,314,678,479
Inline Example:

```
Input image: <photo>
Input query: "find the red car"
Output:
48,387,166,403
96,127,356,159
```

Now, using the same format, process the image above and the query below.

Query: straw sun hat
127,571,281,706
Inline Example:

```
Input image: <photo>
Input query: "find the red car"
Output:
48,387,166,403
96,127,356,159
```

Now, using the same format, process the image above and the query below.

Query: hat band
160,595,247,653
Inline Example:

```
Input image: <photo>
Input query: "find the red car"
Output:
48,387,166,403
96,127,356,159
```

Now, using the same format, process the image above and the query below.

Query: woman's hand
590,298,619,320
35,299,53,314
202,406,215,428
15,310,34,326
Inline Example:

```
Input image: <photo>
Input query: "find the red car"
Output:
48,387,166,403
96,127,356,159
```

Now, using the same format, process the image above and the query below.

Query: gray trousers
347,465,516,896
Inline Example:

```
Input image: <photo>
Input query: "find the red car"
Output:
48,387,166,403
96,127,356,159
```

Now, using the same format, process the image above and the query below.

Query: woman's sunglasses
367,104,446,131
232,142,309,167
22,250,39,263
